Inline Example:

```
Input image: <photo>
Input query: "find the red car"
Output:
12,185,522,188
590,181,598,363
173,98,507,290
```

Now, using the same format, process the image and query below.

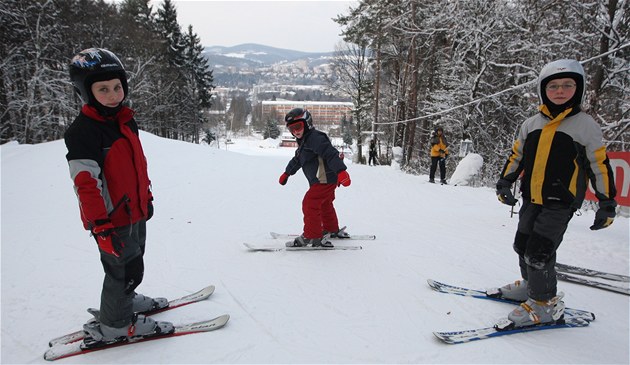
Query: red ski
44,314,229,361
48,285,215,347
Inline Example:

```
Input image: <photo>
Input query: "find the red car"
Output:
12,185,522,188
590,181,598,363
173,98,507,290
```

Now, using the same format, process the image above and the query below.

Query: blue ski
433,316,591,344
427,279,595,344
426,279,595,321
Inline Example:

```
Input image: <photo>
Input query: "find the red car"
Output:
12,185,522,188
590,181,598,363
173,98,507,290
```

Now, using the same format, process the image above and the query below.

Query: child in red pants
278,108,351,247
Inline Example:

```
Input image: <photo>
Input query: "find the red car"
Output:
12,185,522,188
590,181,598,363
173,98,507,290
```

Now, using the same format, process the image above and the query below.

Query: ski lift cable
374,42,630,126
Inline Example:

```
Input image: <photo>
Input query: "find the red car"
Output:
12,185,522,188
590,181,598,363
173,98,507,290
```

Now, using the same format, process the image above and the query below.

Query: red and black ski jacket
64,105,152,230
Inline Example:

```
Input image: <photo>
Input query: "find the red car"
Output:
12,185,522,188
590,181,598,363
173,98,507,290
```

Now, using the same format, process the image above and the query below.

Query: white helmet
537,59,585,110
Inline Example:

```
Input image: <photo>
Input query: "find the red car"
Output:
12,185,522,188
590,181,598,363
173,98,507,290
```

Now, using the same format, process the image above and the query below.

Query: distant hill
203,43,333,69
202,43,337,90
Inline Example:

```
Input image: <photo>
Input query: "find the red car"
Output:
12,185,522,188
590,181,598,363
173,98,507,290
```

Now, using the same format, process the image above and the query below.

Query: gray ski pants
98,220,146,328
513,201,574,301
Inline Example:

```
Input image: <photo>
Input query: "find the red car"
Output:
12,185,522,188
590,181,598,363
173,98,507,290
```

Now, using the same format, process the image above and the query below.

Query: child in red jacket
65,48,172,342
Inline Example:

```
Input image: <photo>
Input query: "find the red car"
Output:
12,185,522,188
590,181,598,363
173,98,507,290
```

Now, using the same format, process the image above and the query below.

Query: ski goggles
287,121,305,134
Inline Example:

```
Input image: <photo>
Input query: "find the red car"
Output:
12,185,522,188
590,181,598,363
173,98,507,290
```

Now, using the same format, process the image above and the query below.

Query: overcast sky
154,1,358,53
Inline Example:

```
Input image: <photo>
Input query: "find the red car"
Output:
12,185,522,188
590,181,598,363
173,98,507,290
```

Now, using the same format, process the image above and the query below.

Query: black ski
557,272,630,296
555,262,629,282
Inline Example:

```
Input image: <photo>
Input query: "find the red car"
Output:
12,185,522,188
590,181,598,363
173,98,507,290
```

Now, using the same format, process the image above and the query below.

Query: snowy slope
1,133,628,364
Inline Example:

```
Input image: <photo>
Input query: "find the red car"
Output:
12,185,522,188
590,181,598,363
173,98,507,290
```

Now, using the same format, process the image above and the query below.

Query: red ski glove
92,222,124,257
337,170,351,187
279,172,289,186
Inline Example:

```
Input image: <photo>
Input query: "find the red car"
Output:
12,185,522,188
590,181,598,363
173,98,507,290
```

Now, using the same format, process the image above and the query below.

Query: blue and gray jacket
284,129,347,186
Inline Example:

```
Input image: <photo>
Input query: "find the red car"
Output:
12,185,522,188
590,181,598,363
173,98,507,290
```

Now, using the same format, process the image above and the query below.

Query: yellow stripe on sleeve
592,146,612,198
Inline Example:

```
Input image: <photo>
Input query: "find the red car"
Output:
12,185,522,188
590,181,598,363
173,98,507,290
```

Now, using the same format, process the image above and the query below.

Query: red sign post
585,151,630,206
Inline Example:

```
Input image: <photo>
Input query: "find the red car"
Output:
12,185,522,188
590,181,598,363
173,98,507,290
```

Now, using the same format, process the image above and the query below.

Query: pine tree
156,0,186,68
183,25,214,109
263,119,281,139
154,0,188,140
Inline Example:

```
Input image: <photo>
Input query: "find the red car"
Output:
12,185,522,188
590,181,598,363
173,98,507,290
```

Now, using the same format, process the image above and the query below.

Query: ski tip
426,278,439,288
432,332,456,344
170,284,215,304
215,314,230,328
204,285,216,296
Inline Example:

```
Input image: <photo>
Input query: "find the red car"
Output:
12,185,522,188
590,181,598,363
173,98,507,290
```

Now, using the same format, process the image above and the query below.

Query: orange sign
585,151,630,206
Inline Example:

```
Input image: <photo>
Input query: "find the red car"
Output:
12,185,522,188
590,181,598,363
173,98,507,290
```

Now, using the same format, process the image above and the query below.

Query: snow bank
450,153,484,186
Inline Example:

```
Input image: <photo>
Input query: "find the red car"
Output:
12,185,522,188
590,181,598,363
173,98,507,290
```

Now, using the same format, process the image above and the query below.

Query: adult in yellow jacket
493,59,617,329
429,127,449,184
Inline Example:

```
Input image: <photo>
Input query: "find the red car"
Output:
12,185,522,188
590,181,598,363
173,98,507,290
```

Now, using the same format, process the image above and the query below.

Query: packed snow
1,132,628,364
449,153,484,186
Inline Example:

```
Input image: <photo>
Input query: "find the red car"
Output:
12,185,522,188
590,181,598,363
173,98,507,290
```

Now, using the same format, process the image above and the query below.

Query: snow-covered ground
1,133,628,364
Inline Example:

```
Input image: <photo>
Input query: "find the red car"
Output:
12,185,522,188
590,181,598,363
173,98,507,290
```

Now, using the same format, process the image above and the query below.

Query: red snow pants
302,183,339,239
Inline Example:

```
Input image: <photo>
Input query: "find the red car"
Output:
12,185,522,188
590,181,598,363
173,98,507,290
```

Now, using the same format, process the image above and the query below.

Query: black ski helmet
285,108,313,130
69,48,128,105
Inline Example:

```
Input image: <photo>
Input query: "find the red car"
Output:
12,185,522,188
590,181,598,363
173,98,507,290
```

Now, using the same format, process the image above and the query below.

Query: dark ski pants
513,201,574,301
429,156,446,181
369,152,377,166
302,183,339,239
98,220,146,328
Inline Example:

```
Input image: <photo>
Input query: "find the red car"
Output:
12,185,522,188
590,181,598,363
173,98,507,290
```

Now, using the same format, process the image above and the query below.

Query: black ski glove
496,178,517,206
147,201,154,221
590,199,616,230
